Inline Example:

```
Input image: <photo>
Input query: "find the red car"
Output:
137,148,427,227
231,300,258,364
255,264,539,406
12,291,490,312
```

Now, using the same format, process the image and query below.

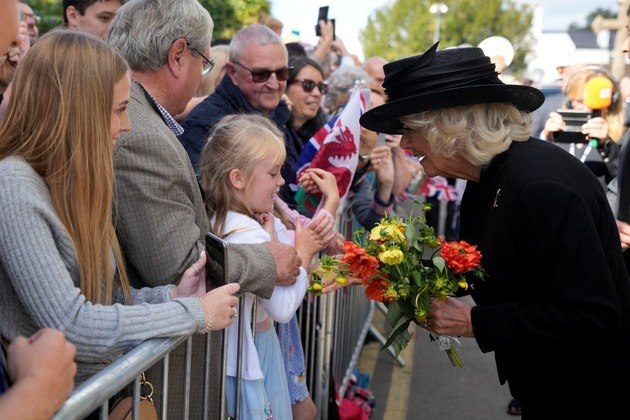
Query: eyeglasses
191,48,215,76
232,61,293,83
293,79,328,94
19,11,41,25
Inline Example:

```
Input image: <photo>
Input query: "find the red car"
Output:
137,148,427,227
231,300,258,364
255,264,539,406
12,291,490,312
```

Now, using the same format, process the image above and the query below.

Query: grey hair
108,0,213,71
325,66,369,113
229,24,286,63
399,103,532,167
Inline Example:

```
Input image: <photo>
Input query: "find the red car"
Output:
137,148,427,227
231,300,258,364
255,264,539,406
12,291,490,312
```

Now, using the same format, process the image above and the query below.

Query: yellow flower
378,247,404,265
369,221,406,242
458,280,469,290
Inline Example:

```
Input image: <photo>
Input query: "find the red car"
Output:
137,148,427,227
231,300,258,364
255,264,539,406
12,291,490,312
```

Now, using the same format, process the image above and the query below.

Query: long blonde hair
0,30,131,304
198,114,286,237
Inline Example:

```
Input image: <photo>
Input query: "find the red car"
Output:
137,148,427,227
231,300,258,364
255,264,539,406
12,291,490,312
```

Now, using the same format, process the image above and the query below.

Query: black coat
462,138,630,418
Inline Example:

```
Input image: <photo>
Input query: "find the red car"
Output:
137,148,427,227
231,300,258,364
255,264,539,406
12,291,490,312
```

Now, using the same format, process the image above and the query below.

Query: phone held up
205,232,228,290
314,6,336,40
552,109,590,144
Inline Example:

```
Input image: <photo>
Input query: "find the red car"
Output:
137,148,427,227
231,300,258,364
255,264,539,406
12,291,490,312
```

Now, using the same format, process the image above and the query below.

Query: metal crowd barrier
54,207,375,419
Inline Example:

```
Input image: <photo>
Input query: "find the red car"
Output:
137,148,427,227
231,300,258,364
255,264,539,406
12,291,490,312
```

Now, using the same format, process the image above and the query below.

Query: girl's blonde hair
198,114,286,236
0,29,132,304
400,102,532,167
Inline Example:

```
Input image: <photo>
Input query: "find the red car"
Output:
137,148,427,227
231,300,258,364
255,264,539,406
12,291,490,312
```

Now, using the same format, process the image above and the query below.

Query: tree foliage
191,0,271,39
360,0,534,73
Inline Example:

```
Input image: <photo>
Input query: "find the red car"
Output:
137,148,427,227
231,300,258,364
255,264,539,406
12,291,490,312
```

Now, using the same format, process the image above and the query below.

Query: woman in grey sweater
0,30,240,382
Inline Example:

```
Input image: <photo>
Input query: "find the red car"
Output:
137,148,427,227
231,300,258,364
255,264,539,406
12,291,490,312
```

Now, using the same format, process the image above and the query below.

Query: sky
270,0,621,60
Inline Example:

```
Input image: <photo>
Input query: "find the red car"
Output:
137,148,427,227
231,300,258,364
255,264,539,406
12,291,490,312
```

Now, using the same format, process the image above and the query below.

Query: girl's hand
256,212,277,239
295,218,331,266
171,251,207,298
581,116,609,141
300,168,339,200
323,232,345,256
200,282,240,330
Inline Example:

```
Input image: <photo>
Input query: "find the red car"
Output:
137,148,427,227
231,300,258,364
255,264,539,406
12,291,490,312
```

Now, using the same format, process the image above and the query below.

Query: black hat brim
360,84,545,134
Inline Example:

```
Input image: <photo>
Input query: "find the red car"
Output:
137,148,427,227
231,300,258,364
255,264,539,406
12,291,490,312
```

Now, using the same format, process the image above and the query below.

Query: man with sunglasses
179,24,295,172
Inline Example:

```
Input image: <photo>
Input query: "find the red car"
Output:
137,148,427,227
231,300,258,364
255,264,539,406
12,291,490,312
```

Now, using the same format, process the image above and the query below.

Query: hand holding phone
205,232,228,290
315,6,329,36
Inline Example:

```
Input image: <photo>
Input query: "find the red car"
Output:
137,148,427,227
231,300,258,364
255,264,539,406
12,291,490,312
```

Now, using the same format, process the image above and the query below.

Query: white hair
229,24,286,63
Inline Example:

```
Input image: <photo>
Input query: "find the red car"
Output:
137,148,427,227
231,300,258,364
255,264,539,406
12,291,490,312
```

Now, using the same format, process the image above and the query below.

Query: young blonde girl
199,114,338,419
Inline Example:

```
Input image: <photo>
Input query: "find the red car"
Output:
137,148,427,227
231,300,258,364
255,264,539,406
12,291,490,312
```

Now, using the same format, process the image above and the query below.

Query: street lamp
429,3,448,43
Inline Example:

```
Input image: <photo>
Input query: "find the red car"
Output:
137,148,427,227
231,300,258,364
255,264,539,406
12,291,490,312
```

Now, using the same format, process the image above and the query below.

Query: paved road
357,297,516,420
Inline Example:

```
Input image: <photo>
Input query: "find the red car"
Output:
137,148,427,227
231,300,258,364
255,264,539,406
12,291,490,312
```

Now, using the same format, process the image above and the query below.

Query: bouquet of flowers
308,202,485,367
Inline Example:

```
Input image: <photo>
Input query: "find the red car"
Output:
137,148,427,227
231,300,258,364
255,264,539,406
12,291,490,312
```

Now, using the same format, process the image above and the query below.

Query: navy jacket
178,77,295,174
463,139,630,416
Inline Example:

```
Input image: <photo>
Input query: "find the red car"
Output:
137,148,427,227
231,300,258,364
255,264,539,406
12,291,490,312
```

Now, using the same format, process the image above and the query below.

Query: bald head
362,56,387,96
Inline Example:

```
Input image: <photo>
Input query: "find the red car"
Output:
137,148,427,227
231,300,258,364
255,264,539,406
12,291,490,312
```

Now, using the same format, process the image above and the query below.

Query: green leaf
382,319,412,354
386,301,403,327
411,270,422,286
432,255,446,272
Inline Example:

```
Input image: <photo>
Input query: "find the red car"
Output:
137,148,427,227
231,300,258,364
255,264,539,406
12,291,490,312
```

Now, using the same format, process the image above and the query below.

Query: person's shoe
507,398,522,416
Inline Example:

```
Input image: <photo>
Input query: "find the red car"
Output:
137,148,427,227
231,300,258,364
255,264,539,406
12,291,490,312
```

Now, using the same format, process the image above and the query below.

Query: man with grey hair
179,24,292,171
108,1,301,416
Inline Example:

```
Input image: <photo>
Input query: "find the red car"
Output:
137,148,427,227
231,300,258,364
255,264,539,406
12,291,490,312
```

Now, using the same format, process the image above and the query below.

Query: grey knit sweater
0,156,206,382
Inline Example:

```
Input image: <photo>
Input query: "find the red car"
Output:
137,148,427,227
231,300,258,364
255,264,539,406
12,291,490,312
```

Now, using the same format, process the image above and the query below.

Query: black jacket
462,139,630,417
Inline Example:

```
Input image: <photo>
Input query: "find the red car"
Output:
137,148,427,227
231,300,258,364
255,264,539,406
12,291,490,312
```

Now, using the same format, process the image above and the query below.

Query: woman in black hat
361,42,630,418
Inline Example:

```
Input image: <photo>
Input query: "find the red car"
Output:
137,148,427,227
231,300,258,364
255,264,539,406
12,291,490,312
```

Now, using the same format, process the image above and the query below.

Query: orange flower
439,241,482,274
341,241,380,282
365,277,390,302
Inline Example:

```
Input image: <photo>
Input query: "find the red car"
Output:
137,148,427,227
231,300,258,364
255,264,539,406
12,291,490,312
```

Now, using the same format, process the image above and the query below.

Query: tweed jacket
113,82,277,416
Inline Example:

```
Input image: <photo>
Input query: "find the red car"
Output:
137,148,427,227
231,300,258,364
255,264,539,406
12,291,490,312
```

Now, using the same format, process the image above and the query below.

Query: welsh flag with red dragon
293,89,370,216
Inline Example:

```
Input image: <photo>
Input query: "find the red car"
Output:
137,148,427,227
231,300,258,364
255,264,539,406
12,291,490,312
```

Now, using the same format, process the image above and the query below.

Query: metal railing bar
183,337,192,420
54,335,188,420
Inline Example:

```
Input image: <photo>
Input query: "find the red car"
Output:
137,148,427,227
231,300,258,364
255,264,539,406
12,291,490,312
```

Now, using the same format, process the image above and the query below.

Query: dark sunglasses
293,79,328,94
232,61,293,83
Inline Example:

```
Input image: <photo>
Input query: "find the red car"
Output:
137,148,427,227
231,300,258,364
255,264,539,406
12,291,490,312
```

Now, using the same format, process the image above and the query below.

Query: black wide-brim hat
360,42,545,134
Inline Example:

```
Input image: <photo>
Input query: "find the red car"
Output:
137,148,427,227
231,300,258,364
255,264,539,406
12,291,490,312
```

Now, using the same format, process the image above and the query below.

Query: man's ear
225,62,238,86
65,6,80,27
166,37,187,78
229,168,245,190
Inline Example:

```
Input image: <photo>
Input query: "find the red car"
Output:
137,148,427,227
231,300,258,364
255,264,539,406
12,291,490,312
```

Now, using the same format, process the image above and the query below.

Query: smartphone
315,6,329,36
205,232,228,290
331,18,336,41
376,133,387,146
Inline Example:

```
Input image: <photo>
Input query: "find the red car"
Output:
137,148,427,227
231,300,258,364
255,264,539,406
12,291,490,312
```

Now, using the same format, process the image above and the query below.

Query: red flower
365,277,390,302
439,240,482,274
341,241,380,282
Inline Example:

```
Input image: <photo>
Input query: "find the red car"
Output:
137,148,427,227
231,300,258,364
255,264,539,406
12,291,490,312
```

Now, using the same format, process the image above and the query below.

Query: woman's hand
171,251,207,298
426,297,475,337
6,329,76,417
581,116,609,142
542,112,565,140
617,220,630,250
200,282,240,331
322,273,362,294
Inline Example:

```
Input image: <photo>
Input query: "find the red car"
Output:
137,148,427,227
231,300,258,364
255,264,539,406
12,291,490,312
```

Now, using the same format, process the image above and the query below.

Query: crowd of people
1,0,630,419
